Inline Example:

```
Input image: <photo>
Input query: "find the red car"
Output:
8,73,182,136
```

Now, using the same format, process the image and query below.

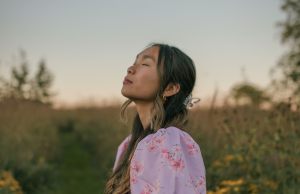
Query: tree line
0,49,55,105
0,0,299,108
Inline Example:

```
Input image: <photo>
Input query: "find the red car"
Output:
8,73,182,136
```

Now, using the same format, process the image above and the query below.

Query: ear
163,83,180,97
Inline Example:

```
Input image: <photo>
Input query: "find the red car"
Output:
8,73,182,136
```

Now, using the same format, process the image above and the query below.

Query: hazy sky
0,0,285,107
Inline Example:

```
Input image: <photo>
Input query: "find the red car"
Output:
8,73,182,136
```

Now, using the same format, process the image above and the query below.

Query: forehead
136,46,160,63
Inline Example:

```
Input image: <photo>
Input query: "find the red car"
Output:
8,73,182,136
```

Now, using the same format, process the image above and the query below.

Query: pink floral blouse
113,126,206,194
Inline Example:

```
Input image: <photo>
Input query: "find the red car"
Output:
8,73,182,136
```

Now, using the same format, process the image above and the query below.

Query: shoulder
113,134,131,171
137,126,201,156
161,126,198,144
155,126,197,142
118,134,131,150
130,126,206,193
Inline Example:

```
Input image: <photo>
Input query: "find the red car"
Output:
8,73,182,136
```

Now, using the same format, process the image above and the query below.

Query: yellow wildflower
249,183,258,194
221,178,244,186
0,180,6,187
233,186,240,192
224,154,234,163
215,186,230,194
0,170,23,194
263,179,278,190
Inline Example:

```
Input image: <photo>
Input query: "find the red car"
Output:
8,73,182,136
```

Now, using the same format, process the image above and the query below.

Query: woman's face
121,46,160,102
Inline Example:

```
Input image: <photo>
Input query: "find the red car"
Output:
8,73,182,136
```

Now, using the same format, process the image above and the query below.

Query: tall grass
65,101,299,193
0,99,60,194
0,98,299,193
187,105,299,193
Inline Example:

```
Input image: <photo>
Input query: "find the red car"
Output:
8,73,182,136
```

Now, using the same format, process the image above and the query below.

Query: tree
30,59,55,104
10,50,30,99
0,68,4,100
229,82,270,107
270,0,300,103
0,50,55,104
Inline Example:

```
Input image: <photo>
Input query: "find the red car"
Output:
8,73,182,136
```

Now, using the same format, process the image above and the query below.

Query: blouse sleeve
113,134,131,172
130,127,206,194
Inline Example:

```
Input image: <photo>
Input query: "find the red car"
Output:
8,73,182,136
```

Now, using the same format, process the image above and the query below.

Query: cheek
121,67,161,100
143,74,159,88
137,70,160,95
142,69,159,83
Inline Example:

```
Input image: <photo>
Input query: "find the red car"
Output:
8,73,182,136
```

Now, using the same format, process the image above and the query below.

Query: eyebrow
136,54,156,63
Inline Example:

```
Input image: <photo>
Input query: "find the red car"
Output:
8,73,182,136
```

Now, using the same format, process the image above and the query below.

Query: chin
121,89,131,99
121,91,139,102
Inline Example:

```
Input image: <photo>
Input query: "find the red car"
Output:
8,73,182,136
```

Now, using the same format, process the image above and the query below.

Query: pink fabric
113,126,206,194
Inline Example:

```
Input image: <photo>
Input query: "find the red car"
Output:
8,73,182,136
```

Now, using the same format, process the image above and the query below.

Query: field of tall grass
0,99,60,194
0,98,299,194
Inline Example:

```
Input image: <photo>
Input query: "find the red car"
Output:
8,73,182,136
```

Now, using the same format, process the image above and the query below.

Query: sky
0,0,286,107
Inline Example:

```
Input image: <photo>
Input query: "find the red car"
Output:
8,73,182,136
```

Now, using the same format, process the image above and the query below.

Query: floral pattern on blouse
113,126,206,194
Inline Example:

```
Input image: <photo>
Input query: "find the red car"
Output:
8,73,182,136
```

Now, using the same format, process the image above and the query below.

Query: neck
134,100,154,130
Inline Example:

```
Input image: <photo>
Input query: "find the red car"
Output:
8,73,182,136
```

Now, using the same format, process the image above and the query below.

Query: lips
123,78,133,84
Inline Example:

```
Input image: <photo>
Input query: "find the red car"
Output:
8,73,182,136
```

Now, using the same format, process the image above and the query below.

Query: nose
127,65,135,74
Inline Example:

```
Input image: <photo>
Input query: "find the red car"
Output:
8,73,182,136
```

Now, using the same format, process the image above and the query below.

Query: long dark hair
105,43,196,194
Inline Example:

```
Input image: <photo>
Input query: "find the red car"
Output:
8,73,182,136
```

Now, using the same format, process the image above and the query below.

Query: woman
105,43,206,194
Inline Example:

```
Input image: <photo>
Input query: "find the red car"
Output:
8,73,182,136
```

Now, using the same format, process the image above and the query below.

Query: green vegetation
0,100,299,194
